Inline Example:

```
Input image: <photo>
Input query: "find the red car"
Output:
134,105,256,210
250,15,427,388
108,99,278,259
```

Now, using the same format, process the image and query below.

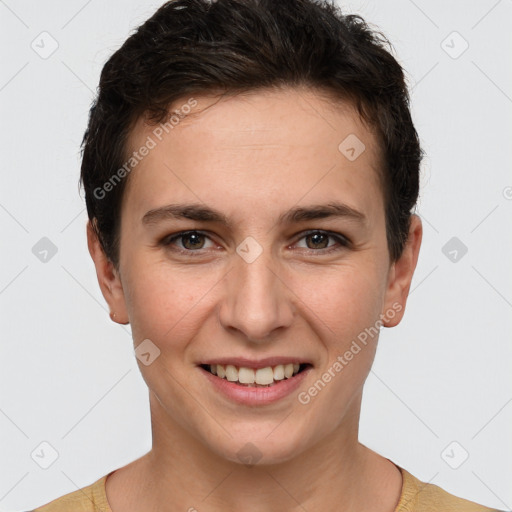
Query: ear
86,220,129,325
381,214,422,327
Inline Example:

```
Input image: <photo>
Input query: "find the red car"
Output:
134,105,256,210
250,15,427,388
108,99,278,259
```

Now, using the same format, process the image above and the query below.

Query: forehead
121,87,383,226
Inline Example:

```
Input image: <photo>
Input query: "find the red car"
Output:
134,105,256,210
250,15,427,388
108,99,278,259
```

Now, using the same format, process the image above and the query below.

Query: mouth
199,362,312,387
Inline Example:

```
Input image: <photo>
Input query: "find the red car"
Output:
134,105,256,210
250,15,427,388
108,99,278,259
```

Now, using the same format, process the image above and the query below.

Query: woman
29,0,503,510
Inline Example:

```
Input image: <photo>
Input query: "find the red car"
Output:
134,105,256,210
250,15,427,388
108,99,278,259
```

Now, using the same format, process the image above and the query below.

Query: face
89,86,421,465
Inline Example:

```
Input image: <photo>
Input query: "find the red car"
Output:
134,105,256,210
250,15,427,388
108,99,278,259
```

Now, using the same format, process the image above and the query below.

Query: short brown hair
80,0,422,269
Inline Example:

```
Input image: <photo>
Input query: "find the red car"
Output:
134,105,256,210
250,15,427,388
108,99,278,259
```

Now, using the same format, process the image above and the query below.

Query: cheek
122,257,218,347
295,265,385,426
293,262,385,347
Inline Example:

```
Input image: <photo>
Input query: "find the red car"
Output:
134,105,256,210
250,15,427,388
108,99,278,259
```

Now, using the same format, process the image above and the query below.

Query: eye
294,230,349,252
162,230,216,252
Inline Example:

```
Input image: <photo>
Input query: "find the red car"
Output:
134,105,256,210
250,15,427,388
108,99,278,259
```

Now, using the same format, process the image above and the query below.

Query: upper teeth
210,363,301,385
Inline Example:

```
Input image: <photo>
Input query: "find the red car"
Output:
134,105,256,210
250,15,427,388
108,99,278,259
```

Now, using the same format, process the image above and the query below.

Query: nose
218,249,294,342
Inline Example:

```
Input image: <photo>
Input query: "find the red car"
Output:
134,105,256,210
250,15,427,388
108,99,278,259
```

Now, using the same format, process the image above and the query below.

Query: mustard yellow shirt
28,465,503,511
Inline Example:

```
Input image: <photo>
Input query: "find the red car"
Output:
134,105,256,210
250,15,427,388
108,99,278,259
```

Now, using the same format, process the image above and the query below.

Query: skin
87,86,422,512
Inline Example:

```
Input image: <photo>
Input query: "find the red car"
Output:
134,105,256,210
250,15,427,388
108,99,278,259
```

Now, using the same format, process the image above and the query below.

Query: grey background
1,0,511,510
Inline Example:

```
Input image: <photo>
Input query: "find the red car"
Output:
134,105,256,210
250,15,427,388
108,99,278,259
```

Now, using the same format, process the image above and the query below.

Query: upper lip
198,357,312,369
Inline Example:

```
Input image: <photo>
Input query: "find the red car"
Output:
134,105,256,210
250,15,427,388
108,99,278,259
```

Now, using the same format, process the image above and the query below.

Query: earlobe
86,220,129,325
381,214,422,328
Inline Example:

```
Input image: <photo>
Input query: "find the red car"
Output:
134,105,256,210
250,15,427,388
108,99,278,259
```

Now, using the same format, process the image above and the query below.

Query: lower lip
199,366,312,405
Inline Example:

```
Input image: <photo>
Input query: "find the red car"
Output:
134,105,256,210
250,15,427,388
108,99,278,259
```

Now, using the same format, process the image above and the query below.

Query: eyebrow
141,201,367,227
278,202,367,225
142,204,229,226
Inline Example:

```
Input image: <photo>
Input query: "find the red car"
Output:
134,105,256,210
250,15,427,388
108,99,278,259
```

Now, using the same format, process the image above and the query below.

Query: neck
114,391,401,512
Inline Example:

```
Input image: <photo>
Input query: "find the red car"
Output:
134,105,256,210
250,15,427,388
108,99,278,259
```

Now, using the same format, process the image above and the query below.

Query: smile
201,363,310,387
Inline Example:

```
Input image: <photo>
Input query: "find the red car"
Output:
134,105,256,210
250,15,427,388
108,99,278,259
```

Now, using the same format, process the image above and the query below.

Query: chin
205,427,309,467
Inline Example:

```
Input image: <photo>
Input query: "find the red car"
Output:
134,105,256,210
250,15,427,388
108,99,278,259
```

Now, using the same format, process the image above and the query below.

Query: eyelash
161,229,350,256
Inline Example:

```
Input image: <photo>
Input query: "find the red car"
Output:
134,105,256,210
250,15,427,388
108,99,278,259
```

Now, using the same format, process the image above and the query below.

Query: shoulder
396,466,504,512
26,473,111,512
